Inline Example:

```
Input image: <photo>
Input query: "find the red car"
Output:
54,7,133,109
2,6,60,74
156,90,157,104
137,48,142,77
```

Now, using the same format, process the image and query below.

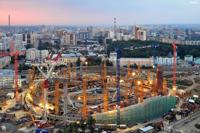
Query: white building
0,36,11,51
0,69,21,88
53,53,86,64
13,34,26,51
184,55,193,62
194,57,200,65
0,56,11,69
30,32,39,47
109,52,153,66
155,57,174,65
26,48,49,61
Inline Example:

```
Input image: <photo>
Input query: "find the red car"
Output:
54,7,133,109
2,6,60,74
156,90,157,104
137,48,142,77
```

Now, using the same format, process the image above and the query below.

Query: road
164,110,200,133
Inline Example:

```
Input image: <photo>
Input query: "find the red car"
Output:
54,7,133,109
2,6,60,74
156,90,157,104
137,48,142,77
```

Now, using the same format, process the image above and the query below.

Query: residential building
184,55,193,63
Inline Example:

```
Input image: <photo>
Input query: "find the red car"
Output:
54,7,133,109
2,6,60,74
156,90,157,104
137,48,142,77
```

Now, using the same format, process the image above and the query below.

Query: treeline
107,40,200,58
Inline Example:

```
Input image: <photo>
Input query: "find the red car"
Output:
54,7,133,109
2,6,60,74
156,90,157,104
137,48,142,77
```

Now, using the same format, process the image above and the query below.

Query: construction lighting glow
38,102,54,110
137,81,141,85
172,86,177,91
132,72,136,76
27,93,33,102
78,96,81,101
120,79,124,83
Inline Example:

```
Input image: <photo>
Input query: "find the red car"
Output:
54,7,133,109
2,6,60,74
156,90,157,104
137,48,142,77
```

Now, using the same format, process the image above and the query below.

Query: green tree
79,119,86,133
86,116,96,133
76,57,81,67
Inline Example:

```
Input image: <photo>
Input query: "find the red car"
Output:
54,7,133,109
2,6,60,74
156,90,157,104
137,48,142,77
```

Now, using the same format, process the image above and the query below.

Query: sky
0,0,200,25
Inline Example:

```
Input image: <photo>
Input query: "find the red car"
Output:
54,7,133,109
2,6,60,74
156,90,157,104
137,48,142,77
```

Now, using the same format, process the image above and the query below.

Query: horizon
0,0,200,25
1,23,200,27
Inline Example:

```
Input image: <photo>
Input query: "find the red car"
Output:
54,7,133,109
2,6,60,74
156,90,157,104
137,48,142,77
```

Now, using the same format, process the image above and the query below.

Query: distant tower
8,15,11,31
114,17,117,39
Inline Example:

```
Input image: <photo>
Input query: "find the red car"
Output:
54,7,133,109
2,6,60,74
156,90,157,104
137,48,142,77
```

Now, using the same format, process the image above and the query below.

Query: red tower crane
172,42,177,94
0,41,25,101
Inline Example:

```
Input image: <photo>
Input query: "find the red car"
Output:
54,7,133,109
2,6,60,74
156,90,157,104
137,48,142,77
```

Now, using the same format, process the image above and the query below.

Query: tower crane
172,42,177,95
0,40,25,101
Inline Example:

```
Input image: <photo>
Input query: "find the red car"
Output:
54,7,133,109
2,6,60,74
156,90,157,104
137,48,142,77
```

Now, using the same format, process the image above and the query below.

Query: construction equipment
54,80,60,114
0,40,25,101
102,60,108,112
82,78,88,119
172,42,177,95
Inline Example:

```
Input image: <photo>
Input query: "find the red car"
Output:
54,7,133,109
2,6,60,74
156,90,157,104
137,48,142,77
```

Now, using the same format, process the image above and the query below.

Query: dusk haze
0,0,200,25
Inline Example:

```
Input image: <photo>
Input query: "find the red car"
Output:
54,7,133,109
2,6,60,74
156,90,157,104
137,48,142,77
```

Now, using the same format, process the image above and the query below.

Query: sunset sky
0,0,200,25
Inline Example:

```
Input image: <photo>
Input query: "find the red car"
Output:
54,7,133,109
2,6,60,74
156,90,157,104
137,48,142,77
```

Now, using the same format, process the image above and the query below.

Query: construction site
21,46,179,125
1,42,200,133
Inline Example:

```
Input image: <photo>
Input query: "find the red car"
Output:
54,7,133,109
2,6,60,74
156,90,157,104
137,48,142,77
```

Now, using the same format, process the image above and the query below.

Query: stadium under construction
23,51,178,126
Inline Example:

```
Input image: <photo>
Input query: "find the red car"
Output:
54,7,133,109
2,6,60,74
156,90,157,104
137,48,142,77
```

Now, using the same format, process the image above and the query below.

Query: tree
79,119,86,133
106,59,113,66
76,57,81,67
56,130,63,133
86,116,96,133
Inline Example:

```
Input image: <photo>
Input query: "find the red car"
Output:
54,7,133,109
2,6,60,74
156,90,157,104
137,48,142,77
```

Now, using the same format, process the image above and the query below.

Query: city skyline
0,0,200,25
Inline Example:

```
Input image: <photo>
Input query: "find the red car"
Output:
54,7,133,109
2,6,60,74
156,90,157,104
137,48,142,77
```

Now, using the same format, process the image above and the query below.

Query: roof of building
139,126,154,132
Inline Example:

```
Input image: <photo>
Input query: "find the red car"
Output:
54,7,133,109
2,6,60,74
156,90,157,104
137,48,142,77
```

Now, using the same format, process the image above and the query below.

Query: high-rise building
62,32,76,45
13,34,26,51
77,31,90,41
135,26,147,41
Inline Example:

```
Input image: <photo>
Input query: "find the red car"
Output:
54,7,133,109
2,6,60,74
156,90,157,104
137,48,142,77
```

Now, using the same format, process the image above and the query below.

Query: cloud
189,0,200,5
